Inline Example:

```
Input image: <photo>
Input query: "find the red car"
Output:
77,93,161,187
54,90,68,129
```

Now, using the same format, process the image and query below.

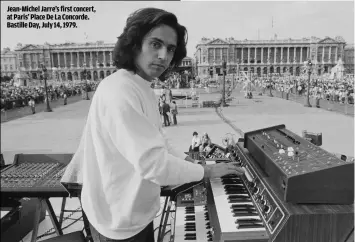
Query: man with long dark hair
64,8,244,242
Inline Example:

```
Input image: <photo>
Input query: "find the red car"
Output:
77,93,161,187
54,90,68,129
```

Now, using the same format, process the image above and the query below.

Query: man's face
135,24,177,81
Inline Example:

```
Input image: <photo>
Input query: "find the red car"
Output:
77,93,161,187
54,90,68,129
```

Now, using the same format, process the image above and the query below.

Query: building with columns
194,36,346,77
344,44,354,75
14,41,116,82
1,48,18,77
13,41,195,83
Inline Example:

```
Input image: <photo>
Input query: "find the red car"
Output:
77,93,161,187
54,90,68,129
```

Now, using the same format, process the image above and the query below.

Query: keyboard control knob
251,186,259,194
210,227,215,235
263,205,271,213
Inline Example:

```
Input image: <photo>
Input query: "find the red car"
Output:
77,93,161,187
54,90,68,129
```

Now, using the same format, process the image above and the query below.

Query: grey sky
1,1,354,57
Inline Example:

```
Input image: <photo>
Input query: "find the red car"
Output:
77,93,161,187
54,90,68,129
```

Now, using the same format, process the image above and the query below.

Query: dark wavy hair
113,8,188,74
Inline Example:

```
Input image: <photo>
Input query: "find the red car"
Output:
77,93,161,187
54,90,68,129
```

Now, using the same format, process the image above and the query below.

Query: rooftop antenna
272,16,274,29
258,28,260,40
272,16,277,40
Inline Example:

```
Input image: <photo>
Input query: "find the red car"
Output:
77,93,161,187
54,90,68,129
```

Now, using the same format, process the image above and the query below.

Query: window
5,65,8,70
10,65,13,70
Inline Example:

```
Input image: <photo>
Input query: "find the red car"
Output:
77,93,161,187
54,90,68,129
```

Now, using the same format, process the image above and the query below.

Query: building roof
344,44,354,50
1,48,16,55
196,36,346,47
15,41,114,51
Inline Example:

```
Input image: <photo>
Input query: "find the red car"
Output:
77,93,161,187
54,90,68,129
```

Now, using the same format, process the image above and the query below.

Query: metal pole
304,64,312,107
221,60,228,107
85,70,90,100
43,67,52,112
232,68,234,90
268,65,273,97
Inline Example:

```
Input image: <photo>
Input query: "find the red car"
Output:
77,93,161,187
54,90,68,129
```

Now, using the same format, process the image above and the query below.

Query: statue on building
329,58,344,80
13,71,30,87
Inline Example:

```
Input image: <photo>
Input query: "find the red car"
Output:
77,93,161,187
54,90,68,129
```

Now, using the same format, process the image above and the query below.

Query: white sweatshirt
74,69,204,240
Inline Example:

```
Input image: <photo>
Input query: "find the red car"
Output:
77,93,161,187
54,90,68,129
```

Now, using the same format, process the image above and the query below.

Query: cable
36,216,83,240
36,206,82,240
163,229,171,238
215,106,244,137
155,200,167,218
154,224,171,232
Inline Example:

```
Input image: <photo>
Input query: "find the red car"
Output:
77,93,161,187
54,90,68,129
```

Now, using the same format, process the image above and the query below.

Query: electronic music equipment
175,183,207,207
0,154,73,198
206,144,229,160
1,198,46,242
243,124,354,204
173,205,212,242
184,152,206,161
205,141,354,242
206,160,269,242
160,182,204,200
302,130,322,146
172,183,211,242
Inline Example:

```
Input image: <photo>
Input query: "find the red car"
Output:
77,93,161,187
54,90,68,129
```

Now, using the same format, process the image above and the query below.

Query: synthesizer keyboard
173,205,212,242
207,161,268,242
227,142,353,242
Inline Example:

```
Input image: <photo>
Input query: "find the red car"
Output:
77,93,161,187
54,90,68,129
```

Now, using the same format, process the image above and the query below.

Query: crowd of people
162,71,192,89
0,81,99,111
253,75,354,104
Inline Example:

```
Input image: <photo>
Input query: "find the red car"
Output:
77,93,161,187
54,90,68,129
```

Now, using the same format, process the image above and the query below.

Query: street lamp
40,64,52,112
268,63,273,97
82,63,90,100
304,59,313,107
232,67,236,90
221,59,228,107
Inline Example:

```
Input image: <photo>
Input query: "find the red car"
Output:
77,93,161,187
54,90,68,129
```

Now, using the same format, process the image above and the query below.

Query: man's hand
203,163,244,178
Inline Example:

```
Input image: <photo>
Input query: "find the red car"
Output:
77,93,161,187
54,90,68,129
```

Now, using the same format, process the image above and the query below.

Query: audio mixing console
0,154,73,198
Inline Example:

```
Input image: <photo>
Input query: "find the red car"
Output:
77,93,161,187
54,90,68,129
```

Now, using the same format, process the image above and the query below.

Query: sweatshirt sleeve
161,128,188,161
103,88,204,186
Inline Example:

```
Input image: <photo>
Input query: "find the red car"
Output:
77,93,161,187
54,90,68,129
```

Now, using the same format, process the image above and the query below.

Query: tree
1,75,11,82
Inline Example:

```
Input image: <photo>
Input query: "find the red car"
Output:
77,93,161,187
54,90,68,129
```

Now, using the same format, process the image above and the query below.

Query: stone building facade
14,41,116,82
13,41,194,82
194,36,346,77
344,44,354,75
1,48,18,77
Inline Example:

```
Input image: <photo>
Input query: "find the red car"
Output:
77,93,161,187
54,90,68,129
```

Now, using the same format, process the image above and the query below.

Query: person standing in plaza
28,98,35,114
171,100,178,125
62,7,244,242
63,92,68,105
162,100,171,126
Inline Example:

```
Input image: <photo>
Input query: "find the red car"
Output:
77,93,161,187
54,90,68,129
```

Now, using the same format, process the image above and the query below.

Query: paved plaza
1,88,354,241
